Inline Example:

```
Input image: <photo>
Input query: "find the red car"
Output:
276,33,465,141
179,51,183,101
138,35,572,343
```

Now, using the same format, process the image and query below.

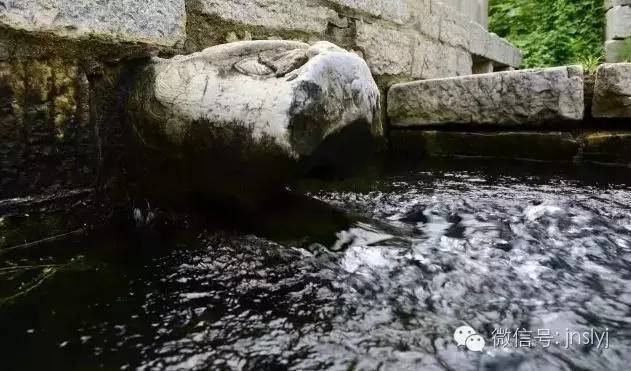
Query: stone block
582,131,631,165
388,66,584,127
192,0,337,35
604,0,631,11
605,39,631,62
356,21,414,76
0,0,186,47
592,63,631,118
389,131,581,162
607,5,631,40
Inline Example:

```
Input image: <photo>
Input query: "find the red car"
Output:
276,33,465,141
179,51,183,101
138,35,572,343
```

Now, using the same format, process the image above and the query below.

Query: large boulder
128,40,381,201
592,63,631,118
388,66,584,127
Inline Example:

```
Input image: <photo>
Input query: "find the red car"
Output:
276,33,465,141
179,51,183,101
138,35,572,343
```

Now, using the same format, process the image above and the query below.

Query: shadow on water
2,157,631,370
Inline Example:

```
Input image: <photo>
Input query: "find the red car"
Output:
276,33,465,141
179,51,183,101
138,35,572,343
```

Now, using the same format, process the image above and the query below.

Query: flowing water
2,161,631,371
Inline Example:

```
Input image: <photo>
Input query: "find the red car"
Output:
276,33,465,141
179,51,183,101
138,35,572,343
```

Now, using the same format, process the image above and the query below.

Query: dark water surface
2,161,631,370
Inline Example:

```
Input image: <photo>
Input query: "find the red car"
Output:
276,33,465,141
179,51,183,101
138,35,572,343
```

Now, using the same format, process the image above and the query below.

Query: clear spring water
2,161,631,371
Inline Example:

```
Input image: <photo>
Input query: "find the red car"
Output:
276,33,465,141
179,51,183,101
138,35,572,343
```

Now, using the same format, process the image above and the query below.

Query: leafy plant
489,0,605,68
574,54,602,74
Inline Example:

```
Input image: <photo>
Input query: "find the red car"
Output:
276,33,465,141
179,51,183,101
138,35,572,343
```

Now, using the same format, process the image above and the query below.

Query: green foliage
574,54,602,74
489,0,605,68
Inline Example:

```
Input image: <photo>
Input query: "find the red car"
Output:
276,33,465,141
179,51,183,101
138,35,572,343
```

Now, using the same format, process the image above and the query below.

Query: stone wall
186,0,521,81
440,0,488,28
0,0,521,198
605,1,631,62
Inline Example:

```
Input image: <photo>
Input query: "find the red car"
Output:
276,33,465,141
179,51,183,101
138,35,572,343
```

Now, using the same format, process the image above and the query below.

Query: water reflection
2,168,631,370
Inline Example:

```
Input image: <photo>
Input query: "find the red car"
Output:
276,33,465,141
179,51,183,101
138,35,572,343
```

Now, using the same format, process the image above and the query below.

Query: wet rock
389,131,581,162
0,0,186,47
592,63,631,118
128,40,381,201
0,59,94,197
388,66,585,127
582,131,631,165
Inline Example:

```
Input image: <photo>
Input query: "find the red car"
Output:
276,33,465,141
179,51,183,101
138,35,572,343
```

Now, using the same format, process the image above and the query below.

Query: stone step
387,66,585,128
389,130,631,166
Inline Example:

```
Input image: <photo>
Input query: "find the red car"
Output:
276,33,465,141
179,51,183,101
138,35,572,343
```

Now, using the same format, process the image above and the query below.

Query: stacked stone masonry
605,0,631,62
0,0,521,197
0,0,522,79
388,63,631,167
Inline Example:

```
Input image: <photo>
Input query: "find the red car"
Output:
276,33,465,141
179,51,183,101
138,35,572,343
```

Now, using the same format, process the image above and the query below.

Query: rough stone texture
0,0,186,47
472,59,494,74
607,6,631,40
582,131,631,165
440,0,488,27
190,0,338,35
388,66,585,127
389,131,581,162
605,39,629,62
592,63,631,118
605,0,631,11
0,59,95,197
130,41,381,159
188,0,521,81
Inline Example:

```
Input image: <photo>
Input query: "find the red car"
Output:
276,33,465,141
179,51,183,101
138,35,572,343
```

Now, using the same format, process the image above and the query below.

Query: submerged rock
127,40,381,202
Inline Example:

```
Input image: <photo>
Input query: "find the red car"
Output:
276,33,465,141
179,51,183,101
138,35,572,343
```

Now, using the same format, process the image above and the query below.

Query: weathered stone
389,131,581,162
0,58,94,197
439,0,488,27
188,0,521,82
355,21,414,76
605,0,631,11
190,0,337,35
0,0,186,47
592,63,631,118
411,36,468,79
582,131,631,165
468,22,488,56
130,40,381,159
128,40,381,201
472,59,494,74
332,0,416,24
433,2,470,49
388,66,584,127
605,39,631,62
484,33,522,67
607,6,631,40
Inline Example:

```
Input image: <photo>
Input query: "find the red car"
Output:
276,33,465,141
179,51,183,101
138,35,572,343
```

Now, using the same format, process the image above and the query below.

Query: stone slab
389,131,581,162
607,5,631,40
605,39,631,63
388,66,585,127
592,63,631,118
190,0,337,35
0,0,186,47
